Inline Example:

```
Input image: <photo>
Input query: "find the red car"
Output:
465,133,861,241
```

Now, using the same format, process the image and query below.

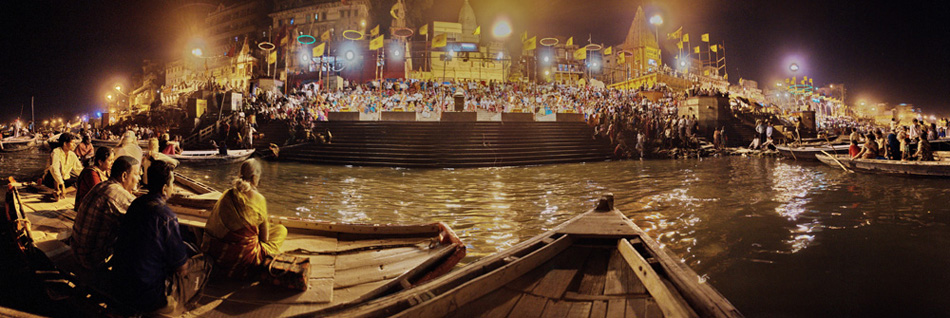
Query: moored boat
325,194,742,318
817,153,950,177
0,136,37,152
775,143,849,160
170,149,255,165
3,175,466,317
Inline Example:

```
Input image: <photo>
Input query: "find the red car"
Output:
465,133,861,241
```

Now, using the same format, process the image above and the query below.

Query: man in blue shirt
111,160,211,315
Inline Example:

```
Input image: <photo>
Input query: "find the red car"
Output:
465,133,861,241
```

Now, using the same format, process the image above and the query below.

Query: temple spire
623,6,657,50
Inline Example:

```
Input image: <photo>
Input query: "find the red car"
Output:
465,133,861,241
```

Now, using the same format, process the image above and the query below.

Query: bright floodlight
345,51,355,61
492,20,512,39
789,63,800,72
107,94,113,100
650,15,663,26
497,52,504,60
192,48,203,57
680,61,687,67
115,85,122,91
543,56,549,63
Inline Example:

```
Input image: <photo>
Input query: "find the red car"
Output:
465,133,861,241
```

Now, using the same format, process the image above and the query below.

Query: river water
3,149,949,317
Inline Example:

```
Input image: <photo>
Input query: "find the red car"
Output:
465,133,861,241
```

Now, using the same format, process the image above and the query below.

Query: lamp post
649,15,663,46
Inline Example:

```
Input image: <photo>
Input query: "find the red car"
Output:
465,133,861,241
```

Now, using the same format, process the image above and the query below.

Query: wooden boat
817,153,950,177
326,194,742,318
0,136,37,152
4,174,466,317
775,143,849,160
170,149,255,165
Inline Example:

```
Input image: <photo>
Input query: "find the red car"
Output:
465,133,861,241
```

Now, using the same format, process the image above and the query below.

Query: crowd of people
848,118,942,161
40,128,287,315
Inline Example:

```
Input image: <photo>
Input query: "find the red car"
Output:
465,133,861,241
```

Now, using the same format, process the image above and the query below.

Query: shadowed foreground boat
323,194,742,318
3,174,465,317
817,153,950,177
775,143,849,160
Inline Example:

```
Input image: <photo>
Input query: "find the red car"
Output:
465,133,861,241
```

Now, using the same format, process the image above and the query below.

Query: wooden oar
821,150,853,173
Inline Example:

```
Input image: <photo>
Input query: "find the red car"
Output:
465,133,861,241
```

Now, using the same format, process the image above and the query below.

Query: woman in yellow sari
201,159,287,278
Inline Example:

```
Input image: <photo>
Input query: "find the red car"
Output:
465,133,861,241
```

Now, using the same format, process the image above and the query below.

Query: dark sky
3,0,950,124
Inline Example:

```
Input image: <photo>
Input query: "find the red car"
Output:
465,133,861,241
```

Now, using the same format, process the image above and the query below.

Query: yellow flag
694,46,700,54
809,78,813,84
432,33,447,48
267,51,277,64
683,34,689,42
701,33,709,42
704,70,710,76
710,44,718,53
573,47,586,60
604,46,612,55
321,30,331,42
370,25,380,37
419,24,428,35
618,54,625,64
667,26,683,40
313,42,325,57
523,36,536,51
566,37,573,46
724,73,728,80
474,26,480,35
370,35,384,50
677,41,683,49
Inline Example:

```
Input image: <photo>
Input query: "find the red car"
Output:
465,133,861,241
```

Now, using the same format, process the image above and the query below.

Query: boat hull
170,149,255,165
776,144,849,160
0,137,36,152
818,153,950,177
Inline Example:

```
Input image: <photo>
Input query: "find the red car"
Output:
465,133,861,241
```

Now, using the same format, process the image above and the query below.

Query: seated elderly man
71,155,140,270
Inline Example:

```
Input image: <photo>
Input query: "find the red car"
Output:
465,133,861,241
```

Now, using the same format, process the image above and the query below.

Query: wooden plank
447,288,523,318
334,248,432,288
506,293,548,318
532,247,590,299
645,299,664,318
564,292,650,301
626,298,647,318
282,234,339,254
603,250,626,295
567,301,593,318
556,210,639,237
576,247,610,296
333,279,391,304
605,299,625,318
540,299,574,318
618,239,697,318
590,300,608,318
393,235,573,318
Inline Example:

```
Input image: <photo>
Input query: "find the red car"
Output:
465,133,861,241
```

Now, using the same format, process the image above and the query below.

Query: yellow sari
201,187,286,278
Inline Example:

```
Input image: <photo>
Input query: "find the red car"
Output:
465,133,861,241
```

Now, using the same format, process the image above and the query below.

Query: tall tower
458,0,479,43
620,6,661,75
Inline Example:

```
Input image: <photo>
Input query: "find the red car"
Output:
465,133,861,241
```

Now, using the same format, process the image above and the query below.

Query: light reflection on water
4,150,950,316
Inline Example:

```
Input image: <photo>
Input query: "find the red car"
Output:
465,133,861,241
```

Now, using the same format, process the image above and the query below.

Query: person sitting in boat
901,133,914,161
848,139,861,159
43,133,83,200
75,135,95,166
74,146,114,208
201,159,287,279
142,138,179,187
72,155,138,270
855,133,880,159
114,130,143,164
111,160,211,315
162,135,183,155
886,131,901,160
915,135,935,161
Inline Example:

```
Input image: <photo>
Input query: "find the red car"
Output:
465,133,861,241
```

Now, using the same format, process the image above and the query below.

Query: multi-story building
206,0,272,57
269,0,371,77
419,0,507,82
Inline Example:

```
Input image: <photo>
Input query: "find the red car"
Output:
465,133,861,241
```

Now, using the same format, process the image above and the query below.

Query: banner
604,46,612,55
667,26,683,40
677,41,683,49
370,35,384,50
432,33,447,48
573,47,586,60
566,37,573,46
321,30,331,42
313,42,325,57
710,44,718,53
683,33,689,42
370,25,380,36
701,33,709,42
523,36,536,51
474,26,480,35
419,24,428,35
267,51,277,64
694,46,700,54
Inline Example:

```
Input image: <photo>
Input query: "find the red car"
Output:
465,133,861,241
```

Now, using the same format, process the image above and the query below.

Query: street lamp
789,63,800,72
649,14,662,44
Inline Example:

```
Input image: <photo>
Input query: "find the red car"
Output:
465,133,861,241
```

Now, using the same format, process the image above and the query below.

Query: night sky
3,0,949,124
